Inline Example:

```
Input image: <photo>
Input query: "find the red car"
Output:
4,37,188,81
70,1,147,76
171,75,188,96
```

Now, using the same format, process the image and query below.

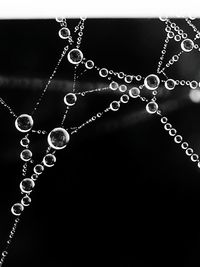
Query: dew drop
110,101,120,111
99,68,108,77
191,154,199,162
109,81,118,90
64,93,77,106
31,173,38,180
181,39,194,52
21,195,31,206
20,149,32,162
119,84,127,92
190,80,198,89
165,79,176,90
174,135,183,143
43,154,56,167
15,114,33,133
11,203,24,216
85,60,94,69
58,27,70,39
67,49,83,64
129,87,140,98
20,178,35,193
186,148,193,156
144,74,160,90
48,127,70,150
146,101,158,114
120,94,129,103
181,142,188,149
20,137,30,147
124,75,133,83
34,164,44,175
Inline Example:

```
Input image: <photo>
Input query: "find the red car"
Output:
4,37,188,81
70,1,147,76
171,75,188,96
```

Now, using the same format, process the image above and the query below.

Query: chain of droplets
31,45,69,116
157,17,200,94
0,97,17,118
1,17,200,266
0,218,20,266
160,114,200,165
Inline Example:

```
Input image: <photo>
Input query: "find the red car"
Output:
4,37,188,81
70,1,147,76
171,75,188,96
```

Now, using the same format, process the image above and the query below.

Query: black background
1,18,200,267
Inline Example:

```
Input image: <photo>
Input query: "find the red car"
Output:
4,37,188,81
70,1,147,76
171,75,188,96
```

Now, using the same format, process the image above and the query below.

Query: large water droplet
64,93,77,106
15,114,33,133
11,203,24,216
58,27,70,39
20,178,35,193
144,74,160,90
47,127,70,150
20,149,32,161
43,154,56,167
67,49,83,64
181,39,194,52
34,164,44,175
146,101,158,114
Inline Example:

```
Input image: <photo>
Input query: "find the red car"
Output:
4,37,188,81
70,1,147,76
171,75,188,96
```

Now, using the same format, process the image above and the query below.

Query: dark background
1,18,200,267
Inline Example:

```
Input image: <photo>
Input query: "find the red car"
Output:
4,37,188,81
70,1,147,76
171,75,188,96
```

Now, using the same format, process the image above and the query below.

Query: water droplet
120,94,129,103
47,127,70,150
129,87,140,98
191,154,199,162
174,135,182,143
144,74,160,90
31,173,38,180
67,49,83,64
146,101,158,114
119,84,127,92
55,17,64,22
58,27,70,39
20,137,30,147
169,128,177,136
34,164,44,175
11,203,24,216
99,68,108,77
161,117,168,124
21,195,31,206
181,142,188,149
20,178,35,193
174,35,181,42
20,149,32,161
85,60,94,69
109,81,118,90
165,79,176,90
64,93,77,106
43,154,56,167
186,148,193,156
118,72,124,79
164,123,172,131
181,39,194,52
124,75,133,83
15,114,33,133
190,80,198,89
110,101,120,111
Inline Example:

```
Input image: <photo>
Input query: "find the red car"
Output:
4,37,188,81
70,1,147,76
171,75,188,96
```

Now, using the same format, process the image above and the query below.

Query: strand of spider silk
76,20,85,49
70,107,111,135
157,32,169,73
31,46,69,116
159,112,200,166
0,218,20,266
185,18,200,37
61,106,70,126
0,97,17,118
72,65,78,93
76,87,109,96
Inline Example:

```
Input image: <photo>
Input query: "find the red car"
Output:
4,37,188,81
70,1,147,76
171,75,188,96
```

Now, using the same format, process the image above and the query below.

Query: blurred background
1,18,200,267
